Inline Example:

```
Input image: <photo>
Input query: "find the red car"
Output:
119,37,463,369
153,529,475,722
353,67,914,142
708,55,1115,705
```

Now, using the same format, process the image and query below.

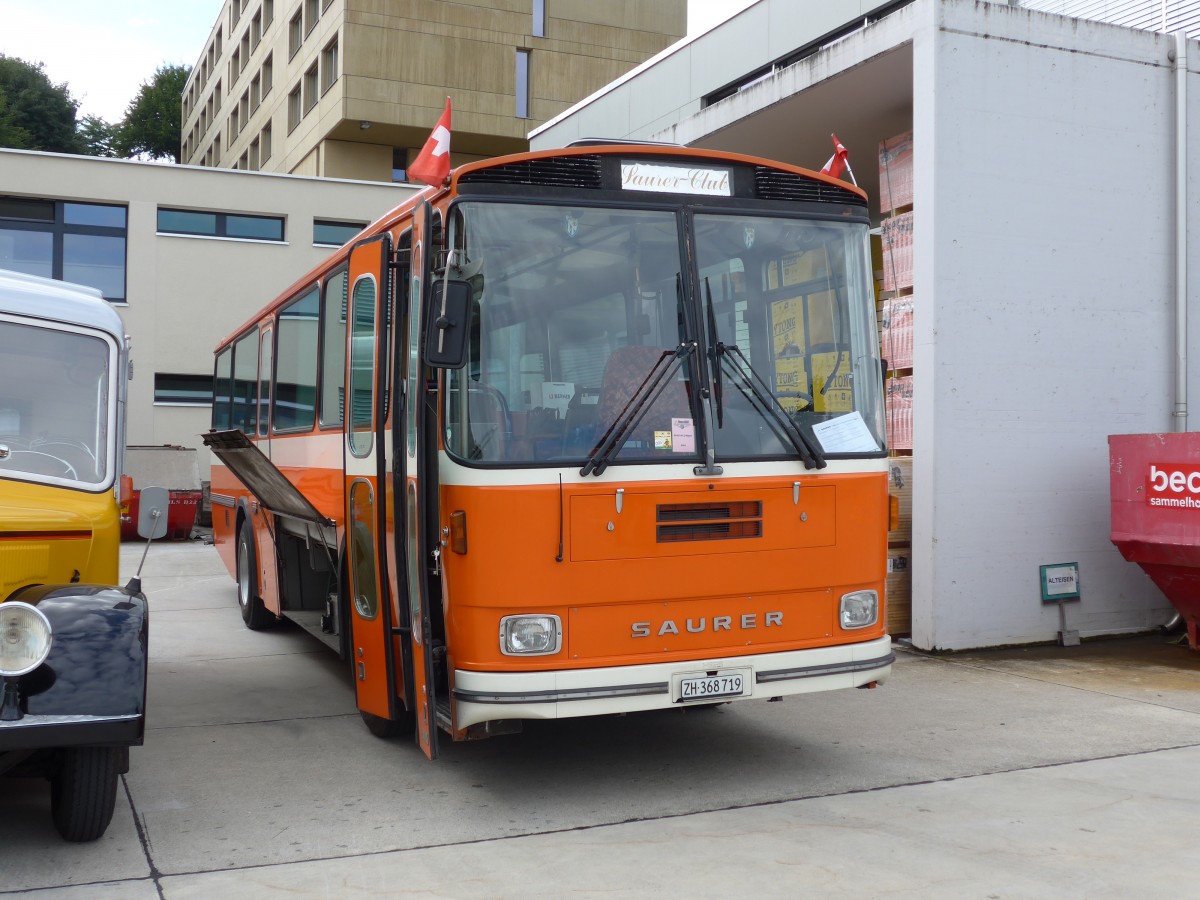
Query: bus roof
0,268,124,339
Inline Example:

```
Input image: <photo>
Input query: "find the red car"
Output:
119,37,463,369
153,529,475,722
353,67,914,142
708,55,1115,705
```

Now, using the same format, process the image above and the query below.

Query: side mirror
137,486,170,541
425,279,472,369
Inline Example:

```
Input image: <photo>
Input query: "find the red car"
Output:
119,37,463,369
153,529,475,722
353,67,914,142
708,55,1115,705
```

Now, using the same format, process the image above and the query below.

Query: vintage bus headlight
499,615,562,656
839,591,879,630
0,602,53,675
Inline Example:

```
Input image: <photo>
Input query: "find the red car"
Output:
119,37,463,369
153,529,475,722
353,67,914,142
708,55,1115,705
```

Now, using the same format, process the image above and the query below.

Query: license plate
675,669,750,703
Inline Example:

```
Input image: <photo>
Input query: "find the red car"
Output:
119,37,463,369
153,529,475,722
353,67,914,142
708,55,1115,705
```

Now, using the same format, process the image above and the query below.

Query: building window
230,47,241,85
157,208,284,242
289,8,303,58
0,198,128,302
515,49,530,118
230,106,240,137
251,73,261,110
313,220,365,247
304,64,319,112
262,54,273,96
391,147,407,183
261,122,272,162
321,35,338,93
304,0,319,35
155,373,213,406
288,84,302,131
250,137,260,170
251,10,262,48
239,151,249,170
264,0,274,28
240,32,250,70
533,0,545,37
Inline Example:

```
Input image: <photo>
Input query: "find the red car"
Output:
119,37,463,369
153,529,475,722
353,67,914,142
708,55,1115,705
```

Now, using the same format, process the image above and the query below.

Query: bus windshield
0,318,115,489
443,200,885,467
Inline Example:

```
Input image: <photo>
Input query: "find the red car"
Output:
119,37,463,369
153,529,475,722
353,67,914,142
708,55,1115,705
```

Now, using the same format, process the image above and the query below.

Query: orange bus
206,143,895,759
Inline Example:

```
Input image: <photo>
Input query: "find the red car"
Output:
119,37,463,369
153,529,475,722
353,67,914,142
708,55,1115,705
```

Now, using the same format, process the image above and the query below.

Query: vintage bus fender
0,584,148,753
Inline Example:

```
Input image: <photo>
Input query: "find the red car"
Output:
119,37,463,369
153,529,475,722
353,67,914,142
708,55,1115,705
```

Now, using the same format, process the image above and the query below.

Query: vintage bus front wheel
50,746,123,842
237,520,275,630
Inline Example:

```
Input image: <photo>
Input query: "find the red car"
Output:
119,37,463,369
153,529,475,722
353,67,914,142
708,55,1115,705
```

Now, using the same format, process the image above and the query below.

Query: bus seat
595,345,691,453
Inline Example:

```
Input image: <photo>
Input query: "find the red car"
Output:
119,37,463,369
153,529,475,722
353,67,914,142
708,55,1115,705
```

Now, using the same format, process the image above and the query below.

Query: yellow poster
812,350,853,413
771,297,807,412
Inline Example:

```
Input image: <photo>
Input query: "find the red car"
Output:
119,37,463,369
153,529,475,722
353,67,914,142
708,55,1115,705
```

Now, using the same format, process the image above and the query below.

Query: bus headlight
0,602,53,675
839,590,879,630
499,615,562,656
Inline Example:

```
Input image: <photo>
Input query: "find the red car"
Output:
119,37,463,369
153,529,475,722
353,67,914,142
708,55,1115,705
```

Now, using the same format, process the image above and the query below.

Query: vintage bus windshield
0,317,115,489
443,201,884,466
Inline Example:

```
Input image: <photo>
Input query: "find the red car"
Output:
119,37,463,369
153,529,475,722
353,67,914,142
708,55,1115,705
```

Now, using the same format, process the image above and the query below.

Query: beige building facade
0,149,410,472
182,0,687,182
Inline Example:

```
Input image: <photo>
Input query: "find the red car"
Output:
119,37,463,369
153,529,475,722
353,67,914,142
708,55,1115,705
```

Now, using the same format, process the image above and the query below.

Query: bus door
402,200,439,759
344,235,400,726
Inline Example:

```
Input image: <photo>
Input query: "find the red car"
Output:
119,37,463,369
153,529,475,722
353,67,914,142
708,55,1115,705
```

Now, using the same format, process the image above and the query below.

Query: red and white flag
820,133,853,182
408,98,452,187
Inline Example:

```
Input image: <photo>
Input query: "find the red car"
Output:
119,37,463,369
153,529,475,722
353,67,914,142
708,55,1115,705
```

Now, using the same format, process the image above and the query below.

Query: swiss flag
820,133,849,179
409,98,452,187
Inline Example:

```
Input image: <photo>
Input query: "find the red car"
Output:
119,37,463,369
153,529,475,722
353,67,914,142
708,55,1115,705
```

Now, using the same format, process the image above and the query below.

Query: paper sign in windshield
672,417,695,453
812,411,878,453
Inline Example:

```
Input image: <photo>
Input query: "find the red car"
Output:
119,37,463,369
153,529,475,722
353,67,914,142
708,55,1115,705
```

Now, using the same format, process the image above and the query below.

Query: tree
0,55,81,153
78,115,118,158
0,87,31,148
116,64,190,162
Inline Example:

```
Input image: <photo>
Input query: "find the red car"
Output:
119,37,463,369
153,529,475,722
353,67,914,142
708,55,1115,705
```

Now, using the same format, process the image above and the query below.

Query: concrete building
0,149,411,472
531,0,1199,651
181,0,686,181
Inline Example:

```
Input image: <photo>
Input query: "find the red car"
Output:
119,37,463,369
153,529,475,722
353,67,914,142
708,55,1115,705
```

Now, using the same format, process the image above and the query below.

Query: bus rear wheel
237,520,275,630
50,746,123,842
359,708,416,739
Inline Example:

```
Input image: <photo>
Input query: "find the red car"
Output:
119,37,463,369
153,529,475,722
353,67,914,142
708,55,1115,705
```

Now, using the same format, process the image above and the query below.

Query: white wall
912,1,1197,648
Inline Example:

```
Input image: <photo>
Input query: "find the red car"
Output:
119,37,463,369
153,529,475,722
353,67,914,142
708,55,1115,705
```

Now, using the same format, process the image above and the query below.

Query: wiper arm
722,344,827,470
580,342,697,477
703,278,724,429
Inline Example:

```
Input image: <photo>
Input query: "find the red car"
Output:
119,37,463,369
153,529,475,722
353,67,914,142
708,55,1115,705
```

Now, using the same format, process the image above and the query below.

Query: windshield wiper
703,278,724,430
721,344,826,470
580,342,696,477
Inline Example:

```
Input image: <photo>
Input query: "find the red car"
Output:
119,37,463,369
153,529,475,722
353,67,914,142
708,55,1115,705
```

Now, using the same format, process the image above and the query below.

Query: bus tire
50,746,122,842
360,708,416,739
237,520,275,630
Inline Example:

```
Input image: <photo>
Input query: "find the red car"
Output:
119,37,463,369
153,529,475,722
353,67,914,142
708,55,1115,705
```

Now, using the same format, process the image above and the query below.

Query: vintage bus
206,143,895,759
0,269,150,841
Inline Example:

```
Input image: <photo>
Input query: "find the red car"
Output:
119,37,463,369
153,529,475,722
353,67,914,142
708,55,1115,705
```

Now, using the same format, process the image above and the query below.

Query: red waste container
1109,432,1200,649
120,489,202,541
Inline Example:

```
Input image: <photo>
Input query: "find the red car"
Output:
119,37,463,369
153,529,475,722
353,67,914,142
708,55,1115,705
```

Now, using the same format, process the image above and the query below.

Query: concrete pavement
1,538,1199,898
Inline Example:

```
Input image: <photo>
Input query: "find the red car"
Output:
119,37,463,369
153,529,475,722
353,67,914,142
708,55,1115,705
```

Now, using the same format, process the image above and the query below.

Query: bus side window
320,268,348,427
231,330,259,435
213,347,233,430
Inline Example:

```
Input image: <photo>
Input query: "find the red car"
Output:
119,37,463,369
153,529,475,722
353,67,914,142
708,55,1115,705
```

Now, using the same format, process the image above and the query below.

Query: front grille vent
657,501,763,543
754,168,863,206
458,155,604,189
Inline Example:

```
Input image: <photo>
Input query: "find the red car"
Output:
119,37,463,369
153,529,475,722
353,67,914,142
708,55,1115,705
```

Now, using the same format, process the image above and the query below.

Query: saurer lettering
632,612,783,638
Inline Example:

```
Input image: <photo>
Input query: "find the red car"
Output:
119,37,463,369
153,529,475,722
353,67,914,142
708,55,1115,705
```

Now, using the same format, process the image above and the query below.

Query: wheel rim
237,538,250,609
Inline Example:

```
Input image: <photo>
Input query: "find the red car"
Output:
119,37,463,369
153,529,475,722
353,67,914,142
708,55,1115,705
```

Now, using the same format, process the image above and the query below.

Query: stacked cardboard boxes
878,130,915,636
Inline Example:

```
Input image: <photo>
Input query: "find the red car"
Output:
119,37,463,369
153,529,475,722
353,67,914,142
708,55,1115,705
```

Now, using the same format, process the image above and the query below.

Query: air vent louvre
754,168,863,206
656,501,762,543
458,155,604,189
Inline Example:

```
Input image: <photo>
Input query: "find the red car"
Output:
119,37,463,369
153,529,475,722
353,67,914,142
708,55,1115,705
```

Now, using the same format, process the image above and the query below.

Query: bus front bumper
451,634,894,730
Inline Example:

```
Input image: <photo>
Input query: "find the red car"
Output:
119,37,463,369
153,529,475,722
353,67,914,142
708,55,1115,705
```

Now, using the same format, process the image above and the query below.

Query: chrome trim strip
210,493,237,508
454,681,668,705
756,652,896,684
0,712,141,730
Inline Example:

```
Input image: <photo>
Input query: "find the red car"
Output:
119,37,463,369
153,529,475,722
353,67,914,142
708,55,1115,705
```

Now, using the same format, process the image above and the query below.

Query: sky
0,0,758,124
